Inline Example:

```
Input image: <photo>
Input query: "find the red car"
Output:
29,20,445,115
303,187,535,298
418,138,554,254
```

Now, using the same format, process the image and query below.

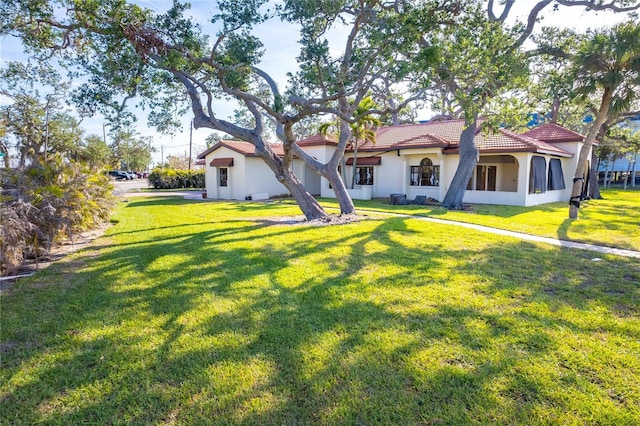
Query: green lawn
320,188,640,252
1,193,639,424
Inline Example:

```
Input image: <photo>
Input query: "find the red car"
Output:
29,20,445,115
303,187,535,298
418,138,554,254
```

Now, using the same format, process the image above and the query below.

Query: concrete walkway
122,190,640,259
357,210,640,259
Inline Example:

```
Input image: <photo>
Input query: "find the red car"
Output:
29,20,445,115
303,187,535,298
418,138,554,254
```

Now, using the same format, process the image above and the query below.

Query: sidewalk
356,209,640,259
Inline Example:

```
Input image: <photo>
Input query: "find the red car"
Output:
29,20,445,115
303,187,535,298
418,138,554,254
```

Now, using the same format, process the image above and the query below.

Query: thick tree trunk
569,89,612,219
588,150,602,199
282,170,327,220
291,122,356,216
255,144,328,221
550,97,560,123
326,167,356,214
442,114,479,209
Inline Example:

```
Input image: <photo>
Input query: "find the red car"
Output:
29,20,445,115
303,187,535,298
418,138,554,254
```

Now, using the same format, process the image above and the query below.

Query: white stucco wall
402,151,445,202
204,139,590,207
461,155,524,206
204,162,218,199
522,153,581,207
242,158,290,199
299,145,335,163
204,146,313,200
299,145,337,198
204,146,247,200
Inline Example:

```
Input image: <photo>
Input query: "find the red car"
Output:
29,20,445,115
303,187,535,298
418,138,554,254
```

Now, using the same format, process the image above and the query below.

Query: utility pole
189,120,193,170
161,145,164,169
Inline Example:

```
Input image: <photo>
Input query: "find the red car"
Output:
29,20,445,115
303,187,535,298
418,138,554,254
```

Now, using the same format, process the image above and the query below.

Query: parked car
108,170,133,180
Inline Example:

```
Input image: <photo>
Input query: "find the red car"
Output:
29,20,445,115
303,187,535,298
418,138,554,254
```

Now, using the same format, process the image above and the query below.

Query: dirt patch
250,213,366,227
0,223,111,292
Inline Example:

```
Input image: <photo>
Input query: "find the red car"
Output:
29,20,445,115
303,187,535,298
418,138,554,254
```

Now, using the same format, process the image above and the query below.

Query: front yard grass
320,188,640,252
1,195,639,424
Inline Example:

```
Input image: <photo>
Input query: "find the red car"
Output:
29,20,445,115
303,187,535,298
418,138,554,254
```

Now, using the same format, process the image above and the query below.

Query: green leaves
573,21,640,115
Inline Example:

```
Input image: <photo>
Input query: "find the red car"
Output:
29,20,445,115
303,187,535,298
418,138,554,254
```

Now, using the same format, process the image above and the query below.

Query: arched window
410,158,440,186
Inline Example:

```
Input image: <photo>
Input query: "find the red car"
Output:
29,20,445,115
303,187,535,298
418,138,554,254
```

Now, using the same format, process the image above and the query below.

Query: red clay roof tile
297,134,338,146
521,123,584,143
196,120,578,160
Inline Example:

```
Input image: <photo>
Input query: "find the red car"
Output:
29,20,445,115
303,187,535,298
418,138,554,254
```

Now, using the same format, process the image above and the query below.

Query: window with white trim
410,158,440,186
355,166,374,185
219,167,228,187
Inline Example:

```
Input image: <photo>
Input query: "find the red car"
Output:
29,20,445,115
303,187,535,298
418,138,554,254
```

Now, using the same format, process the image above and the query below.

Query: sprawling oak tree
0,0,448,219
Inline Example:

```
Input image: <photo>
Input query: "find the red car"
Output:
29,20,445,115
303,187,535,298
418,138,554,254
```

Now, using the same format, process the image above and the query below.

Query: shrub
147,168,205,189
0,157,117,276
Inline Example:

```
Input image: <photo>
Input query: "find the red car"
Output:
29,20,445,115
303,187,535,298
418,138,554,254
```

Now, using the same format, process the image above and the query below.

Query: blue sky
0,1,632,167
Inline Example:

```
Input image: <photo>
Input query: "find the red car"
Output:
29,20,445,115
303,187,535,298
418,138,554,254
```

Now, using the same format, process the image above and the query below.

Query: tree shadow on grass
2,213,639,424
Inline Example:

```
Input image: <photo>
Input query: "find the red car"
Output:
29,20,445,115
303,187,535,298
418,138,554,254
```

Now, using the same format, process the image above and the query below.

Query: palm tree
319,96,381,189
568,21,640,219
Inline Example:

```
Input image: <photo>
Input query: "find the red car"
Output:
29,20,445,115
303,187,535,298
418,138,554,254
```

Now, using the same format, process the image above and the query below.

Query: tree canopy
2,0,640,218
566,20,640,217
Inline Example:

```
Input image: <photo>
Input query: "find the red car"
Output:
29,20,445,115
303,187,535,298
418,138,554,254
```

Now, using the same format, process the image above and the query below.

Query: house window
410,158,440,186
219,167,228,187
548,158,566,190
467,165,497,191
355,166,374,185
529,156,547,193
476,165,487,190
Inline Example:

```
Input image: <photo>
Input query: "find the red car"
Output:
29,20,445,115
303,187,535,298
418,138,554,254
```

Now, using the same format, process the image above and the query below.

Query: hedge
147,168,205,189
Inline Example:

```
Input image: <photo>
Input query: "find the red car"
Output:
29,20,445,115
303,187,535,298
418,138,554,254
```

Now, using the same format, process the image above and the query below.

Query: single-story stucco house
196,119,592,207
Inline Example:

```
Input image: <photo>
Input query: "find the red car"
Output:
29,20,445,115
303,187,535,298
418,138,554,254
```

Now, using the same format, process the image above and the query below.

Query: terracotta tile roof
521,123,584,143
196,120,576,160
364,119,469,148
197,141,286,158
298,134,338,146
358,133,451,151
445,129,573,157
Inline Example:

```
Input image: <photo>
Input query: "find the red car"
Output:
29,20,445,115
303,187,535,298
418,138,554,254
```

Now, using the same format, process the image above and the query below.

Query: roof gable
298,134,338,146
197,140,286,159
521,123,584,143
369,119,468,147
443,129,573,157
